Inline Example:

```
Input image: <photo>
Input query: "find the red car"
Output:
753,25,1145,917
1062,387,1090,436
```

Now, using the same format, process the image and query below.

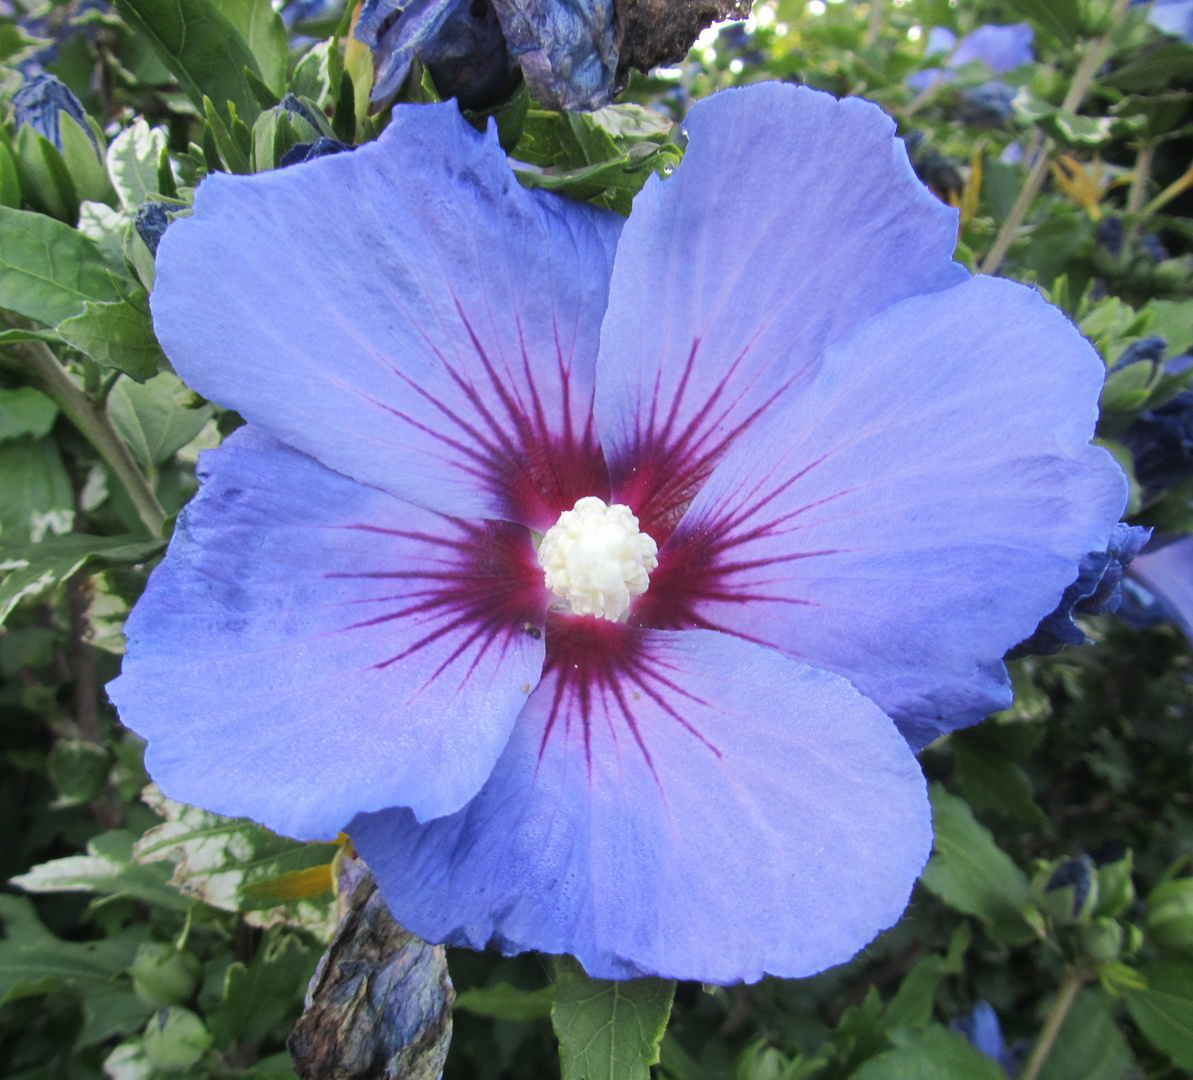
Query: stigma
537,497,659,622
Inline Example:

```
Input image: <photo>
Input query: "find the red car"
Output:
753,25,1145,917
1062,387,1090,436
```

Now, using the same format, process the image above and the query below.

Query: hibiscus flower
109,82,1124,983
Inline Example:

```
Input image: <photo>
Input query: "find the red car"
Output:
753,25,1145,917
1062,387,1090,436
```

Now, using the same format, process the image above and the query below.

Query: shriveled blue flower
12,73,98,152
958,81,1017,126
277,137,354,168
135,203,172,257
950,1001,1015,1076
907,22,1033,93
1008,523,1151,658
1122,361,1193,495
356,0,520,109
110,84,1124,983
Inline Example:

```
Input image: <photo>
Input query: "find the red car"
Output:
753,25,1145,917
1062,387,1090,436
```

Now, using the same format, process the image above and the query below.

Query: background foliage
2,0,1193,1077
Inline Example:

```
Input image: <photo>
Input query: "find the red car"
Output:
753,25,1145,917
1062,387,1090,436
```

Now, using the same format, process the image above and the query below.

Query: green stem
980,0,1130,275
1142,156,1193,218
1020,969,1085,1080
1127,140,1157,219
11,339,166,537
864,0,884,48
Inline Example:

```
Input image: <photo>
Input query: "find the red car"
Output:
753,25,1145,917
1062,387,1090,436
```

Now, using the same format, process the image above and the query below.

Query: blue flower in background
907,22,1033,93
356,0,611,110
1125,538,1193,636
951,1001,1016,1076
1147,0,1193,42
110,84,1124,982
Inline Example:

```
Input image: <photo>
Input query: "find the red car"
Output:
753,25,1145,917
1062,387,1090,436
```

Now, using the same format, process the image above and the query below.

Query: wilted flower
1008,523,1151,657
12,73,98,152
110,84,1124,982
907,22,1033,93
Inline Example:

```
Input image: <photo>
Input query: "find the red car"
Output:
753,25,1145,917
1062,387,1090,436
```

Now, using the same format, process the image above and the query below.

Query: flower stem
11,339,167,537
980,0,1130,275
1020,968,1085,1080
1127,140,1157,219
1142,155,1193,219
864,0,884,48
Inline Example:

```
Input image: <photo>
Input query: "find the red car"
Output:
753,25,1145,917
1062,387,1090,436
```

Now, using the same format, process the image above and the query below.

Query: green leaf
107,120,167,210
10,830,195,913
0,140,22,209
919,785,1034,944
0,894,146,1004
551,956,674,1080
111,0,263,124
954,743,1046,825
455,982,556,1021
58,297,166,381
213,0,287,95
108,372,215,468
207,930,313,1047
0,533,164,625
1038,989,1135,1080
0,436,73,545
1104,42,1193,93
999,0,1079,44
883,955,943,1032
0,205,120,324
0,387,57,442
1127,959,1193,1068
849,1025,1005,1080
133,785,339,937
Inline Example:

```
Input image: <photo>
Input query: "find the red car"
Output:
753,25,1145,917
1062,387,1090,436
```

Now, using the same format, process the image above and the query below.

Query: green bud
57,111,113,204
1147,877,1193,954
1034,855,1099,925
142,1007,212,1072
15,123,78,223
1080,917,1123,962
1095,853,1135,918
130,943,202,1007
48,739,112,804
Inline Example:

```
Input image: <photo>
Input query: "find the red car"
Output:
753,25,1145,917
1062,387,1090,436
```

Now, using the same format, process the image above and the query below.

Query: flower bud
142,1007,212,1072
1147,878,1193,954
1034,855,1099,925
1095,854,1135,918
1080,917,1124,962
130,943,202,1007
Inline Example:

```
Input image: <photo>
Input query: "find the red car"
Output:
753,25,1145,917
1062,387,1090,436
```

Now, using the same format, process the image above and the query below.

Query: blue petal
1149,0,1193,42
924,26,957,56
1129,536,1193,639
950,1001,1014,1075
948,22,1033,73
595,83,966,544
491,0,617,110
635,276,1125,750
150,101,621,529
108,428,548,839
351,627,931,983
